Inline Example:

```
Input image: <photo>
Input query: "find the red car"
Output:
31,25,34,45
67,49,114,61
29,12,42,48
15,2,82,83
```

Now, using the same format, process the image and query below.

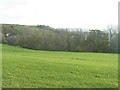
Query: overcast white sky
0,0,119,29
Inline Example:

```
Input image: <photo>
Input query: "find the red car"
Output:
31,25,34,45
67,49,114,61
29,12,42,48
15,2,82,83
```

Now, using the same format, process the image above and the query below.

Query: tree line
1,24,119,53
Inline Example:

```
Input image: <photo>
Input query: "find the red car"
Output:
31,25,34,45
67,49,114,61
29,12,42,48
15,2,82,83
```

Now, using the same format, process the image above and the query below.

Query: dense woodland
1,24,119,53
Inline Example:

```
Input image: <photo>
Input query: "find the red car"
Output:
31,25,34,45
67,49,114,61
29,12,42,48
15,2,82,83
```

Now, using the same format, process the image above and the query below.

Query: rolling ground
2,44,118,88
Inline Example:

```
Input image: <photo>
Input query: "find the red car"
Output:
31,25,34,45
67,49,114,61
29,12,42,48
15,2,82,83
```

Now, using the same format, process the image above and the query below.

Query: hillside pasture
2,44,118,88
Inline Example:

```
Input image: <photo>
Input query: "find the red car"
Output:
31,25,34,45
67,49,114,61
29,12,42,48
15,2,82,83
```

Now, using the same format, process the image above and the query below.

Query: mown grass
2,44,118,88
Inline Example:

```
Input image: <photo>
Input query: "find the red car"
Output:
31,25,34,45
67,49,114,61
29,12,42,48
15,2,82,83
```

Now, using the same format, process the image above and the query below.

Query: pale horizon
0,0,119,30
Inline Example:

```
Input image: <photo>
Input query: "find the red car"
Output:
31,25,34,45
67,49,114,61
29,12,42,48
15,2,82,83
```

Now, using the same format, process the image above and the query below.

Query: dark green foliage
1,24,118,53
85,30,110,52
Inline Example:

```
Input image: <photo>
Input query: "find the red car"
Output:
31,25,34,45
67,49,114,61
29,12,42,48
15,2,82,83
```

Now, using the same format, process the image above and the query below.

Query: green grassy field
2,44,118,88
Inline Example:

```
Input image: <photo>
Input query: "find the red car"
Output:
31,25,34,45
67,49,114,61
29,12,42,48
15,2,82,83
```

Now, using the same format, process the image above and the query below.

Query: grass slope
2,44,118,88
